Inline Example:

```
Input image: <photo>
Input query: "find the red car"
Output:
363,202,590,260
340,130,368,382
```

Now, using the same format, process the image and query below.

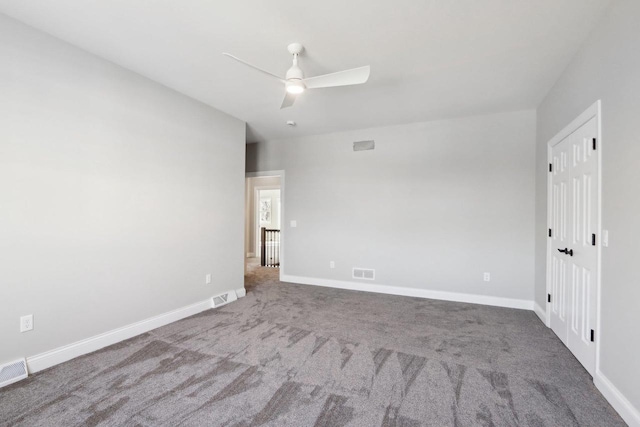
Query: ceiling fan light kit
286,80,305,94
223,43,370,109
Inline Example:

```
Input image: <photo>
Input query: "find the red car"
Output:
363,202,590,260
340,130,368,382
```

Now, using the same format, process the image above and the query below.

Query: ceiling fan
223,43,370,109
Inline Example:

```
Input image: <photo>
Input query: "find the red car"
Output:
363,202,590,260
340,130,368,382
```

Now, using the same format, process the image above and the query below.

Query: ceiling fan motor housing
286,64,304,81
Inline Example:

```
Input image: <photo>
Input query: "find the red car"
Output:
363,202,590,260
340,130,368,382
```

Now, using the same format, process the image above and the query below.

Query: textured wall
247,110,536,302
0,15,245,364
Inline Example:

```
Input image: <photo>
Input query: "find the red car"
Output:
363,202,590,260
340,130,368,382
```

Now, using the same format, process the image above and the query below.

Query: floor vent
0,358,28,388
353,268,375,280
212,290,238,308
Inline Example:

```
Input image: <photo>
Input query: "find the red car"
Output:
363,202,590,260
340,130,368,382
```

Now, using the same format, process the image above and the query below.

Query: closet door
549,134,572,345
565,117,598,374
548,116,598,375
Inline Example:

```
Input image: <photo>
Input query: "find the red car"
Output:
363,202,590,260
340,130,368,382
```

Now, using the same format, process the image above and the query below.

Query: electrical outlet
483,272,491,282
329,261,335,269
20,315,33,333
205,274,212,284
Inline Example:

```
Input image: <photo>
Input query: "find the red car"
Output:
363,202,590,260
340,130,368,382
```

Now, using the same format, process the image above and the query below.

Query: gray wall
535,0,640,410
247,110,536,302
0,15,245,364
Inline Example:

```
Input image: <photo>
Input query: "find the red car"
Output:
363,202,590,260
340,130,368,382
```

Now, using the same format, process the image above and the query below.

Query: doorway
546,101,601,376
244,171,285,284
256,188,281,267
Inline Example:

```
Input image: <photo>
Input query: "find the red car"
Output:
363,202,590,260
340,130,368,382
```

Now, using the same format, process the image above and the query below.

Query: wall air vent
0,358,28,388
353,140,375,151
353,268,375,280
211,290,238,308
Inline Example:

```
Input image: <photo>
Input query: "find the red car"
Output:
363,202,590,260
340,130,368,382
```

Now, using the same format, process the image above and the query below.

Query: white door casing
547,102,601,376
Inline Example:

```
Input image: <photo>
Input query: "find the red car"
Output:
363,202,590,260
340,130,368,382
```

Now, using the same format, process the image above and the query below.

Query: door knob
557,248,574,256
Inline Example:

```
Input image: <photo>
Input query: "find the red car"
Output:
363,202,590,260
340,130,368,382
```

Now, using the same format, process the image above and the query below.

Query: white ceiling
0,0,612,142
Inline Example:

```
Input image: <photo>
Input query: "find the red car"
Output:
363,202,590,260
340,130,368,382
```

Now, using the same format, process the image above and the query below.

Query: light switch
602,230,609,247
290,220,297,228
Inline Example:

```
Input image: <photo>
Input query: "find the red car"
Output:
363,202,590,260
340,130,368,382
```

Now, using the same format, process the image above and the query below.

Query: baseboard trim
595,370,640,427
280,274,534,310
236,287,247,298
534,302,547,324
26,297,216,374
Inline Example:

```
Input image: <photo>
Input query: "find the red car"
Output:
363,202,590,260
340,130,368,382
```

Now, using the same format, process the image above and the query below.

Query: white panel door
566,117,598,374
549,116,599,375
549,134,571,344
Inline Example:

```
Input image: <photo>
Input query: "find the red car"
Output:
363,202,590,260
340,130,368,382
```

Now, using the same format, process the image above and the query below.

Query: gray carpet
0,261,625,426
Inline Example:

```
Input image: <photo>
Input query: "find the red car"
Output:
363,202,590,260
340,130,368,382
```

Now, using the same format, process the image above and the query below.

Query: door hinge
549,163,553,172
549,229,552,237
592,138,597,150
590,329,595,342
547,294,551,303
592,233,596,246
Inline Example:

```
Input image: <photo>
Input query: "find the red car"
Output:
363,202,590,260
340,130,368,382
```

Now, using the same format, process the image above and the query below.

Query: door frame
545,100,602,373
246,170,285,279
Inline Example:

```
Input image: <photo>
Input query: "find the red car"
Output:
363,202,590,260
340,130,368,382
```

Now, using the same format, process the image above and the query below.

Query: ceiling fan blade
303,66,370,89
222,53,284,83
280,91,297,109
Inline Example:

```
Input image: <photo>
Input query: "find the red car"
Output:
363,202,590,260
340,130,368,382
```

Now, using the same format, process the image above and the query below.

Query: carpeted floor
0,260,625,426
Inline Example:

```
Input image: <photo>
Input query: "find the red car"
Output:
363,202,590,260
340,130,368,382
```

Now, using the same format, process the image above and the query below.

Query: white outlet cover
20,315,33,333
290,220,297,228
483,272,491,282
602,229,609,247
206,274,212,284
329,261,335,269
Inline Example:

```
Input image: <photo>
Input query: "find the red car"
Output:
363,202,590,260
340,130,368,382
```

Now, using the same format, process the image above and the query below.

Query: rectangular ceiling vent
0,358,28,389
353,268,375,280
212,290,238,308
353,140,375,151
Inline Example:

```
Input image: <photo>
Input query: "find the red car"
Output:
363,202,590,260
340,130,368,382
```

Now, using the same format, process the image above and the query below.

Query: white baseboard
534,302,547,324
595,370,640,427
26,297,216,374
280,274,534,310
236,287,246,298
